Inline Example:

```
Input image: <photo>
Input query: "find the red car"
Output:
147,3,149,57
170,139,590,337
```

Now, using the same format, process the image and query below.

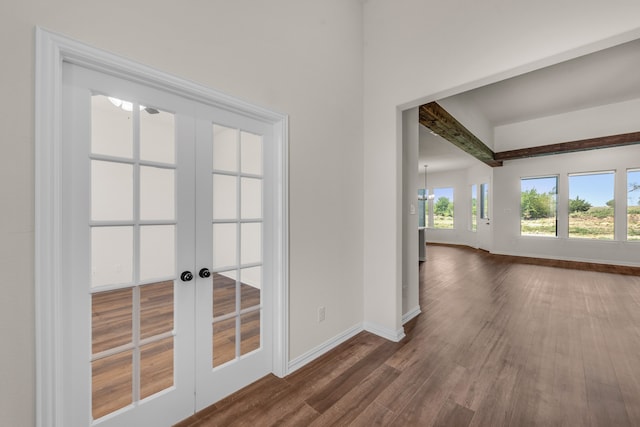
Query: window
628,169,640,241
520,176,557,237
417,189,426,228
433,187,454,229
471,184,477,232
480,183,489,219
568,171,614,240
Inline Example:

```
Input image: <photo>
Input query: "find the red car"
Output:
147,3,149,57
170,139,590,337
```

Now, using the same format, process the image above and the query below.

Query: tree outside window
521,176,557,237
433,187,454,229
568,171,614,240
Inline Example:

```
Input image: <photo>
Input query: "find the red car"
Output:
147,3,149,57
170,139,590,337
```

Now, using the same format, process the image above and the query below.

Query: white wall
363,0,640,337
402,108,420,321
0,1,363,425
495,98,640,151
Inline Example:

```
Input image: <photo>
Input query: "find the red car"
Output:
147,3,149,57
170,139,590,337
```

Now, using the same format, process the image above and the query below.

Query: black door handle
180,271,194,282
199,268,211,278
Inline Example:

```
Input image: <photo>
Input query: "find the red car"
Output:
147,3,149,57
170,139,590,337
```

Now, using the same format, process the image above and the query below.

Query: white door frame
35,27,289,427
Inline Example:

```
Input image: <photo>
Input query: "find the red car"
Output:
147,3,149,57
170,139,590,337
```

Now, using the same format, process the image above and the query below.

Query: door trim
35,27,289,427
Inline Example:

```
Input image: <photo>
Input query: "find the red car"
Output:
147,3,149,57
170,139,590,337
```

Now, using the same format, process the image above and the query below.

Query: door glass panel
240,267,261,311
91,226,133,287
140,337,174,399
140,225,175,282
240,131,262,175
91,160,133,221
241,223,261,264
241,178,262,219
92,350,133,420
140,108,175,164
213,174,237,220
140,281,174,339
140,166,175,221
92,288,133,353
213,125,238,172
213,223,237,269
240,310,260,356
91,95,133,159
212,318,236,367
212,272,237,318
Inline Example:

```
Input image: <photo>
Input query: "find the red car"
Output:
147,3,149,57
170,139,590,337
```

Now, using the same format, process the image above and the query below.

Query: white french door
61,63,274,426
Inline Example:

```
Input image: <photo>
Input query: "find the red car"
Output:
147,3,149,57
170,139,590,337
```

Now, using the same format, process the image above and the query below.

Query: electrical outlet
318,306,325,322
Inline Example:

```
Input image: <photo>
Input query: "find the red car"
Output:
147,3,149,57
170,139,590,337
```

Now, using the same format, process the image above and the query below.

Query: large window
433,187,454,229
521,176,557,237
471,184,477,232
628,169,640,241
568,171,615,240
480,183,489,219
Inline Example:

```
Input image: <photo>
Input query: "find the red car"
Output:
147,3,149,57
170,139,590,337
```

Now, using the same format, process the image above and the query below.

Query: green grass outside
521,206,640,240
433,215,454,229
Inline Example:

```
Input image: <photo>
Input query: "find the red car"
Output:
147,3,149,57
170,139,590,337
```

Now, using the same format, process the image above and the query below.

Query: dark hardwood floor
176,245,640,426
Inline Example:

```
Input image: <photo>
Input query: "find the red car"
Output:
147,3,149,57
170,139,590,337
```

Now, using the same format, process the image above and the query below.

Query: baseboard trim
363,321,406,342
287,323,364,374
429,242,640,276
402,306,421,324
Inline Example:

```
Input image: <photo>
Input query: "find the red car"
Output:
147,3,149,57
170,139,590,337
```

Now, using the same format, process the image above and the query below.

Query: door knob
199,268,211,278
180,271,194,282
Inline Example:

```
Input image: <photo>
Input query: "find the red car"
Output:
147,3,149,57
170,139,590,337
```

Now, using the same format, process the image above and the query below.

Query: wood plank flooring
176,245,640,426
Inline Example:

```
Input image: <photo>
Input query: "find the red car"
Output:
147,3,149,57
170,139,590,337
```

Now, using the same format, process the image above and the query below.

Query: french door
61,63,274,426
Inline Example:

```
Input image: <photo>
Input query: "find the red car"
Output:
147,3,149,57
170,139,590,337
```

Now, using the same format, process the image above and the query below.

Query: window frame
520,175,558,238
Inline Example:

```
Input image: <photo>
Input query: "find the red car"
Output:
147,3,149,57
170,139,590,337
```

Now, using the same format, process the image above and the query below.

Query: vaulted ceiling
420,37,640,173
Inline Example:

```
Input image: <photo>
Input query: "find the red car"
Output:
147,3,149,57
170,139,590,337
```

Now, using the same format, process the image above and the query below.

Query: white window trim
35,27,289,427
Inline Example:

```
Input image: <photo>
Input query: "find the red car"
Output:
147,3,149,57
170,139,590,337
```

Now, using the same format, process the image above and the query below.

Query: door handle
180,271,194,282
199,268,211,278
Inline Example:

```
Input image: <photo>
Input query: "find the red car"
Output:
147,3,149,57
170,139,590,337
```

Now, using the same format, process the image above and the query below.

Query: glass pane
140,337,174,399
569,172,614,240
471,184,477,232
240,310,260,356
213,174,237,220
213,272,237,318
240,131,262,175
481,183,489,219
433,187,454,229
91,160,133,221
520,176,557,237
212,318,236,367
241,223,261,264
240,267,261,311
213,224,237,269
213,125,238,172
140,225,176,281
91,226,133,287
92,350,133,420
140,281,174,339
140,166,175,221
628,170,640,241
241,178,262,219
140,108,175,164
91,95,133,158
92,288,132,354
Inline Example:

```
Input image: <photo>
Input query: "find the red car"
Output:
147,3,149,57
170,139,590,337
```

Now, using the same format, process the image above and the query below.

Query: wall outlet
318,306,326,322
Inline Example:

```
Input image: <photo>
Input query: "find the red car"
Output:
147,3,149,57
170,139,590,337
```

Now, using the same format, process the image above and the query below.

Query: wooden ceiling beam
419,102,503,167
494,131,640,161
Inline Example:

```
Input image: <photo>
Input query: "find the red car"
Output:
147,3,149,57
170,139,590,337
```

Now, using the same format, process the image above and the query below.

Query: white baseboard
287,323,364,374
363,321,406,342
402,306,421,324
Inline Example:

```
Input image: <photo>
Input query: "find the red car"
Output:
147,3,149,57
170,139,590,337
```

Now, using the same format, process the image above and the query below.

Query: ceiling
420,37,640,173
